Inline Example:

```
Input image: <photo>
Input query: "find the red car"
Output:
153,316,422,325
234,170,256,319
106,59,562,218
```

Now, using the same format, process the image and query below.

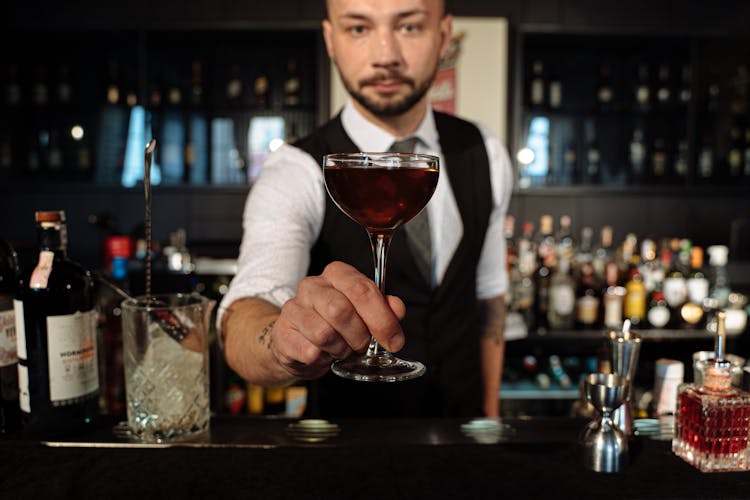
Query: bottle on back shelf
623,257,647,327
592,225,614,282
547,257,576,330
602,261,626,330
575,261,601,329
14,210,99,436
662,238,689,328
0,239,21,433
681,246,709,330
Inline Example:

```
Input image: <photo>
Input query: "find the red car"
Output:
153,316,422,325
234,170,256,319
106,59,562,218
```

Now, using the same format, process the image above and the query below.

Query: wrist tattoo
258,320,276,349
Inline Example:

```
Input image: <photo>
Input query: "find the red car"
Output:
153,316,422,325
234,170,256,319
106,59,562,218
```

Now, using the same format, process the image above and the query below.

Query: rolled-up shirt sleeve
216,144,325,331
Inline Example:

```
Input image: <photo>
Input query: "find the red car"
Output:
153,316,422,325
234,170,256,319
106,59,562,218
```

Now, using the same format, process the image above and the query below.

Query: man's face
323,0,451,117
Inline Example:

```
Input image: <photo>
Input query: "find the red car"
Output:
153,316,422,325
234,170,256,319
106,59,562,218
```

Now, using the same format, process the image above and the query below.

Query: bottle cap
35,210,65,223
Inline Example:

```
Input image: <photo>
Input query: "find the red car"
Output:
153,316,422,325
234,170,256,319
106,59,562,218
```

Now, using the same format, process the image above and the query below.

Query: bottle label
686,278,709,304
550,285,575,315
18,363,30,413
576,295,600,324
46,310,99,404
0,308,17,367
30,250,55,289
603,296,623,328
13,299,27,360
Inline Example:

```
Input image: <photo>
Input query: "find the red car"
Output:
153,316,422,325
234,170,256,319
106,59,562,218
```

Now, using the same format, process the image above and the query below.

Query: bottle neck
37,224,68,257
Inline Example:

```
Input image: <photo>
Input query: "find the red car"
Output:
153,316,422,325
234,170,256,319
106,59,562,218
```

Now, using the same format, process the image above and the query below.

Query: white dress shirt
217,99,514,328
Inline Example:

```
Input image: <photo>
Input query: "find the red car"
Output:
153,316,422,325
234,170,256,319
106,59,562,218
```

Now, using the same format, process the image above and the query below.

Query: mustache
359,72,415,87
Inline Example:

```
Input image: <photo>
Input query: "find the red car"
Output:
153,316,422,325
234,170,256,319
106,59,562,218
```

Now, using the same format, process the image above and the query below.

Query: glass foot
331,351,426,382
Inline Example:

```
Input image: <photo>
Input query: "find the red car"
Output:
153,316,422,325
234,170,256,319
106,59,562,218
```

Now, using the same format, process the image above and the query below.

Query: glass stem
367,232,392,357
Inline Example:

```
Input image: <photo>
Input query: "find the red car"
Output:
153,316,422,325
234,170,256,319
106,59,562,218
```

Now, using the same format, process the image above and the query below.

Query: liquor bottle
548,257,575,330
706,245,731,309
283,57,301,107
673,311,750,472
582,130,601,185
673,139,689,181
226,63,244,108
650,137,668,182
46,129,64,174
602,261,626,330
161,74,186,185
523,355,550,389
727,126,743,179
529,60,545,108
575,226,594,276
534,252,555,334
555,214,575,264
662,239,688,326
638,238,661,293
14,211,99,435
744,128,750,179
678,65,692,104
56,64,72,106
5,64,22,108
548,354,572,388
105,60,120,106
534,214,556,266
697,133,715,182
634,63,650,111
548,73,562,110
655,63,671,105
629,126,647,184
683,246,709,329
71,123,92,177
32,65,49,107
592,225,614,282
575,261,601,329
623,258,647,327
647,289,670,329
190,60,204,108
0,239,21,433
254,73,270,109
596,63,615,110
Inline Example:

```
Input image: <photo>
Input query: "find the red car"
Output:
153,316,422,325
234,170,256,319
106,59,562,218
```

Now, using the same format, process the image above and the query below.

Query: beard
340,66,438,117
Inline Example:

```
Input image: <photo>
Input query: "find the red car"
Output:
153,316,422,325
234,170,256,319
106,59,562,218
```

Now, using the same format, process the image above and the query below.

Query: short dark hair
325,0,448,19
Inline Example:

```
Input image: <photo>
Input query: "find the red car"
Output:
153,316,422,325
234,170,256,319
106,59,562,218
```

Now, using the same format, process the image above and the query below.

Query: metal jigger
581,373,629,473
609,320,642,437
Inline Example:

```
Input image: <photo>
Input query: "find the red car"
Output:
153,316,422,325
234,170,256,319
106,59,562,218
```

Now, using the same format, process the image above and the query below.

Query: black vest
295,112,492,417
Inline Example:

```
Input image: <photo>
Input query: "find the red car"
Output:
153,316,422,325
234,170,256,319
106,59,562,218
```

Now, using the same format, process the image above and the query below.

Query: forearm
221,297,297,386
478,295,507,417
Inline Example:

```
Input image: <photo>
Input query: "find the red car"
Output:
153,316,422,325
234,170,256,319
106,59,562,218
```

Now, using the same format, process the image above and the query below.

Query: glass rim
323,152,439,168
121,293,210,311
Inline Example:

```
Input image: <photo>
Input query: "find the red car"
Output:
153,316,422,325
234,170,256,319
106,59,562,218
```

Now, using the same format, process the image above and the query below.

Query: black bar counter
2,416,750,499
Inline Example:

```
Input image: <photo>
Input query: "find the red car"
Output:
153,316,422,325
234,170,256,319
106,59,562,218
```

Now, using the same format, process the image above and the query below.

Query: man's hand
270,261,406,379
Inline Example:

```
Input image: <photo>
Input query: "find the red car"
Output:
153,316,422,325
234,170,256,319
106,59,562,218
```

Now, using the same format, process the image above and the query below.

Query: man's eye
400,23,421,34
348,25,368,36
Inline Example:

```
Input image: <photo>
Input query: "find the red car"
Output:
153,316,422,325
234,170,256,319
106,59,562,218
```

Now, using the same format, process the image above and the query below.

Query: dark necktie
389,137,432,286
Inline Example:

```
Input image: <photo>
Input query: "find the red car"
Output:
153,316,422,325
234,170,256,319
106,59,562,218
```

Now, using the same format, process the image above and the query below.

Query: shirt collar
340,98,441,153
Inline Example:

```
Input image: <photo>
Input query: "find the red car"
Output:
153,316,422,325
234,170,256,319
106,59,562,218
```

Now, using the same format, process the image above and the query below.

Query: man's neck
351,98,428,138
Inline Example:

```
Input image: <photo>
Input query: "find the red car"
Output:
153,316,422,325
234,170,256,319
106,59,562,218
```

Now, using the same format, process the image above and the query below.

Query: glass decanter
672,311,750,472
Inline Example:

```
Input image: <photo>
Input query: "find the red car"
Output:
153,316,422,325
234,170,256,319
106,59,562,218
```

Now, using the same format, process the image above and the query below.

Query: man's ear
438,14,453,60
322,19,335,60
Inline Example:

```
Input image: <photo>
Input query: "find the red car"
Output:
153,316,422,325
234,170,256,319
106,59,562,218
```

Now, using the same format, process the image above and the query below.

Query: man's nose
372,27,402,69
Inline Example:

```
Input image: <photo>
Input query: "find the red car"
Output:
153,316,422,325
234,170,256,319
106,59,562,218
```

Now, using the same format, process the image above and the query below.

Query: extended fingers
321,262,405,352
